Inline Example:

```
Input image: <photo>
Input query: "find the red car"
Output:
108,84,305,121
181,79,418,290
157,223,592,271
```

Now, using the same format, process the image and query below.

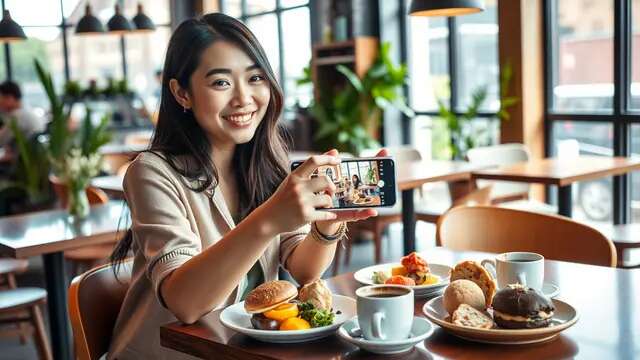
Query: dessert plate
354,263,451,298
338,316,434,354
220,295,355,343
422,295,578,345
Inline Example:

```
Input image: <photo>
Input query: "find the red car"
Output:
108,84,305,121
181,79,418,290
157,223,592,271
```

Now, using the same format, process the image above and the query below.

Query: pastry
298,279,332,310
450,261,496,307
492,284,555,329
443,279,486,315
451,304,494,329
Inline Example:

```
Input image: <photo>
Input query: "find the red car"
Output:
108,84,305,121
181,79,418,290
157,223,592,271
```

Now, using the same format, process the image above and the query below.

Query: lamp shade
0,10,26,42
76,5,105,34
409,0,484,17
107,4,133,33
132,4,155,32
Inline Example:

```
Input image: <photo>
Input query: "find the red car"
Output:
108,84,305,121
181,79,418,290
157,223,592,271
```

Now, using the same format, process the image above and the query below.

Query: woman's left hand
314,148,389,236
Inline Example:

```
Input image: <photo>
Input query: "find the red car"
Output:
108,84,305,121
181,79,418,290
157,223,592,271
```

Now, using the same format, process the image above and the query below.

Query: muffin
452,304,494,329
492,284,555,329
450,261,497,307
443,279,486,315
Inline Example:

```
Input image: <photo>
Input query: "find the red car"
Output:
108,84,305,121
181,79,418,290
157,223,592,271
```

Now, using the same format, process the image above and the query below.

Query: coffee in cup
355,285,413,341
481,252,544,290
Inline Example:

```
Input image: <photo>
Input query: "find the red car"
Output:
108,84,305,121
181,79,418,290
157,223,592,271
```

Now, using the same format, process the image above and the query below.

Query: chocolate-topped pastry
492,284,555,329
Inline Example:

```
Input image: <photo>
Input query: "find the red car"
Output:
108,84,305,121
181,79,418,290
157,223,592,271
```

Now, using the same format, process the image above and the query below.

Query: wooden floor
1,222,437,359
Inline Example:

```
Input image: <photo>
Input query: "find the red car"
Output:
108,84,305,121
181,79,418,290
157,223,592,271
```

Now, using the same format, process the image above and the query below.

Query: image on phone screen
291,157,397,210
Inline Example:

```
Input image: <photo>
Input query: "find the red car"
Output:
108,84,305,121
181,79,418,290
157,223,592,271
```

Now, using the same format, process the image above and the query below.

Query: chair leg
30,304,52,360
7,273,28,345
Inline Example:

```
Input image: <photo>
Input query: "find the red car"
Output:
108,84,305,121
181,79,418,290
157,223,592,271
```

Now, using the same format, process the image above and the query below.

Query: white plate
219,295,356,343
422,295,578,345
353,263,451,297
338,316,434,354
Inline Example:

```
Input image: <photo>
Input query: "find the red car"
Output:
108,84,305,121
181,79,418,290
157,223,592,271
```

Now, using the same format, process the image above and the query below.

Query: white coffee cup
481,252,544,290
355,285,414,341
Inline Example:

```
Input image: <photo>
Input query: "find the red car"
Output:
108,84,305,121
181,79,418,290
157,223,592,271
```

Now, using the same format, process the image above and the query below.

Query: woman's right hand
261,155,340,235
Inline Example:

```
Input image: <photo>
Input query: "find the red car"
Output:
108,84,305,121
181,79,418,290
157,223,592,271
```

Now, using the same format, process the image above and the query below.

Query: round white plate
338,316,434,354
422,295,578,345
219,294,356,343
353,263,451,297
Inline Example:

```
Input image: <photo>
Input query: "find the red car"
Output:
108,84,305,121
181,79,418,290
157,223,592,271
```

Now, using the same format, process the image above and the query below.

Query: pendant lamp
107,4,132,33
132,3,155,32
76,5,105,34
0,10,26,41
409,0,484,17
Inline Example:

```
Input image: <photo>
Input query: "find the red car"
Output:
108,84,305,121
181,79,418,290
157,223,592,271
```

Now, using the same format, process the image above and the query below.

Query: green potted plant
307,42,414,154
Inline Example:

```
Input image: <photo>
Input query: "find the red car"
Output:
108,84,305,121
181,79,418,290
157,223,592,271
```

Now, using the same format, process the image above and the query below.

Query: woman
107,13,385,359
352,174,362,189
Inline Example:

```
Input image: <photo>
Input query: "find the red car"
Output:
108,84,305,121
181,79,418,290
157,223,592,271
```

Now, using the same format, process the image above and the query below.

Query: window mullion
448,16,458,110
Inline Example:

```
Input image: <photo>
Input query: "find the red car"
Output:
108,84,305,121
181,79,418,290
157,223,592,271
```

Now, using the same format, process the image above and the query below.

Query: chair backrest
466,143,531,200
436,206,617,267
451,185,493,208
68,260,132,360
49,175,109,208
360,146,423,163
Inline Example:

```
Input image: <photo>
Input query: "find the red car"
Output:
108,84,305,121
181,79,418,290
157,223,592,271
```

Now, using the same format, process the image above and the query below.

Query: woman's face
186,40,271,149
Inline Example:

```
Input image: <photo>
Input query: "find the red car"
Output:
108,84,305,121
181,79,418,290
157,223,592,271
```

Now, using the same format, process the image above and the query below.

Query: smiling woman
106,13,381,359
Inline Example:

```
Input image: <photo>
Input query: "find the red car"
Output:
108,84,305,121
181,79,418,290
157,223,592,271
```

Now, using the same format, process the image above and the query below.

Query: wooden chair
49,175,116,274
0,258,30,343
0,287,51,360
68,260,132,360
436,206,617,267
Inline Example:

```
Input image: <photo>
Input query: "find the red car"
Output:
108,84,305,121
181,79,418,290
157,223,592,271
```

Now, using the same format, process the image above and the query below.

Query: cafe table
160,247,639,359
471,156,640,218
91,175,126,200
0,201,130,360
397,160,489,254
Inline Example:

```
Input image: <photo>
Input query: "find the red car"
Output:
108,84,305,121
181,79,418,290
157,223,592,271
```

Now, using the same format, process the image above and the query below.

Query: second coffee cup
481,252,544,290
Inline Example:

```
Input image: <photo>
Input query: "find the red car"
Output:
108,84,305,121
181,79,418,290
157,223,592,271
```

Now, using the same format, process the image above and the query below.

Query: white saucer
337,316,434,355
542,282,560,298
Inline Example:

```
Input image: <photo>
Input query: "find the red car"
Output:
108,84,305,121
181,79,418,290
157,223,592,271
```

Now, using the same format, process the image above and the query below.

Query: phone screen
291,157,397,210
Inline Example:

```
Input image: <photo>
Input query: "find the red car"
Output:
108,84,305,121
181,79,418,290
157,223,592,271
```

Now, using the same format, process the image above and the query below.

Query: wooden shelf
314,55,355,66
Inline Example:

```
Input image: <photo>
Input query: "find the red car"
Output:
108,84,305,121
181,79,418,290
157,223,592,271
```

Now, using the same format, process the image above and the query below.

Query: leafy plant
435,62,518,160
309,42,414,154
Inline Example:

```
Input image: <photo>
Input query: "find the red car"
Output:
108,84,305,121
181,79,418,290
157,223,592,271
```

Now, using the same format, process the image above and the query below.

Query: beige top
107,152,308,359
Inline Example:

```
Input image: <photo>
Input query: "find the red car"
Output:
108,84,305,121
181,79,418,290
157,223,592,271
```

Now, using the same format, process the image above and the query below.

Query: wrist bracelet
311,222,347,244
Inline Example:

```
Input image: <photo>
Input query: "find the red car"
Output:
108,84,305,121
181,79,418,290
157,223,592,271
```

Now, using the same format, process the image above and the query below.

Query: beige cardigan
108,152,308,359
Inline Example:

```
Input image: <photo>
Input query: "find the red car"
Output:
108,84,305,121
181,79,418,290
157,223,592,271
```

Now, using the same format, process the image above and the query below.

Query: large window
546,0,640,224
2,0,170,118
405,0,499,159
220,0,312,119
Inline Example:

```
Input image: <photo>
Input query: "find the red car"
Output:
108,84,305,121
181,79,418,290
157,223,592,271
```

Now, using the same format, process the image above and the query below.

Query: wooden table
161,247,640,359
397,160,488,253
91,175,125,199
0,201,130,360
471,156,640,218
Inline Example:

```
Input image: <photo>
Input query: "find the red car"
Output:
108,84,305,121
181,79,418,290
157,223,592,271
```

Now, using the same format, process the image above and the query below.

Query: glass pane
631,0,640,110
408,16,448,112
411,115,434,160
10,27,65,111
631,125,640,223
62,0,82,18
122,0,171,25
67,33,124,89
246,14,280,80
456,0,499,112
280,0,308,8
281,7,311,114
6,0,62,26
221,0,242,18
125,26,171,120
246,0,276,14
553,0,614,113
0,48,6,80
552,121,614,224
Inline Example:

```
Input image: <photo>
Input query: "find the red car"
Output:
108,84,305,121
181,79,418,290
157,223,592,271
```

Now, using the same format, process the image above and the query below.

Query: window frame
543,0,640,224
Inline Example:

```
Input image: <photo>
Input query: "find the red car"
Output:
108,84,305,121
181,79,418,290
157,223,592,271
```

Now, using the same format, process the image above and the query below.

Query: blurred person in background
0,80,47,147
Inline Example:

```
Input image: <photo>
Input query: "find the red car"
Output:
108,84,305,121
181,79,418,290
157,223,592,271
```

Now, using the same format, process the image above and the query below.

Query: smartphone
290,157,397,210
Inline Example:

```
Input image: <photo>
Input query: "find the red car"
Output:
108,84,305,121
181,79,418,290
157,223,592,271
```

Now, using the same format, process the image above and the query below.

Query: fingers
375,148,389,157
306,175,336,194
310,193,333,209
323,148,339,157
293,155,340,178
332,208,378,222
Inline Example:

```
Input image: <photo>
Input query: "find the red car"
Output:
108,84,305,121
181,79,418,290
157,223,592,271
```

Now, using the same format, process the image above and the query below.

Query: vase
67,184,90,219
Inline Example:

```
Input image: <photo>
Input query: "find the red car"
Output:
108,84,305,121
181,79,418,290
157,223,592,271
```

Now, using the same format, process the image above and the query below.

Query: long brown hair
111,13,289,268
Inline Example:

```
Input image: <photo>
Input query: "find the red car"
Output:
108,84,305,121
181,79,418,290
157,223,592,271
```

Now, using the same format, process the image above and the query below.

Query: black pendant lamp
107,4,132,33
76,5,105,34
132,4,155,32
409,0,484,17
0,10,26,41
